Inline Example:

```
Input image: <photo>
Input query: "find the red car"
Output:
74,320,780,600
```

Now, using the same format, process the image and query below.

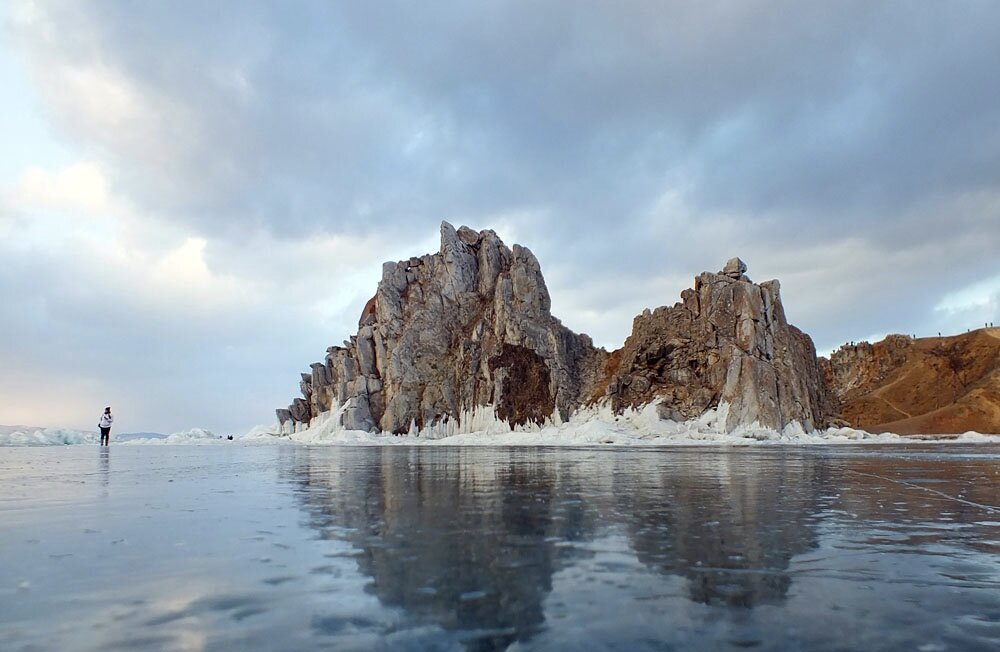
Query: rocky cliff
280,222,605,434
821,329,1000,434
602,257,832,432
278,223,833,434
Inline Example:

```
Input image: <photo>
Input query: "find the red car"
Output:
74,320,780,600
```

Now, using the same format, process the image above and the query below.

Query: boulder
721,257,748,279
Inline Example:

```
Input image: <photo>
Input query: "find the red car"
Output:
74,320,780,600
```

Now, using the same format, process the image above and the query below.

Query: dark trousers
100,427,110,445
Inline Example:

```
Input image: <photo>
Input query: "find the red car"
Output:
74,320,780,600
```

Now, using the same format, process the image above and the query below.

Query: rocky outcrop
821,329,1000,434
600,262,832,432
286,222,605,434
279,223,833,434
819,335,914,405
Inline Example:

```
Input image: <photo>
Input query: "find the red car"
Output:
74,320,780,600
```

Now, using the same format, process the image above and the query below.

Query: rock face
821,329,1000,434
287,222,605,434
600,264,832,432
279,223,833,433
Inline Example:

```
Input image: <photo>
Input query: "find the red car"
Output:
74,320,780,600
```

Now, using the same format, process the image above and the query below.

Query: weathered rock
598,267,832,431
281,222,605,433
279,226,833,433
721,257,748,279
820,335,913,404
289,397,310,423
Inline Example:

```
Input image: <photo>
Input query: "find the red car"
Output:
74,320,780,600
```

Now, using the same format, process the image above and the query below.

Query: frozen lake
2,445,999,651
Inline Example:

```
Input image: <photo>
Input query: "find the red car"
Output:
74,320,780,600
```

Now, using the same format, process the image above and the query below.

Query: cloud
0,158,427,433
2,1,999,431
9,161,110,214
10,1,1000,248
933,273,1000,337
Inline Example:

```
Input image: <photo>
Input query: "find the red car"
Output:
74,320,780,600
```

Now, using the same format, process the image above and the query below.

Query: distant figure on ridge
98,407,114,446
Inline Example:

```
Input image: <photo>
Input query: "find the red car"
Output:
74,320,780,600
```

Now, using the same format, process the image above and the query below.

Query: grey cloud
13,1,1000,237
0,225,384,433
3,1,1000,430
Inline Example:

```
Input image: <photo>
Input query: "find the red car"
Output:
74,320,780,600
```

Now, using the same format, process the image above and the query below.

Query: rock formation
288,222,605,434
821,329,1000,434
279,223,833,434
602,258,832,432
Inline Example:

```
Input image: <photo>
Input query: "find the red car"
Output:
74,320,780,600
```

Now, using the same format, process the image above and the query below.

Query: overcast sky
2,1,999,435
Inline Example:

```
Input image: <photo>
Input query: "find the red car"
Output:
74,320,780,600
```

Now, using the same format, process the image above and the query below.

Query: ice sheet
2,445,998,651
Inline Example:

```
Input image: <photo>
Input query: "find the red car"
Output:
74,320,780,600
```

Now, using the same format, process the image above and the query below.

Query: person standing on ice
98,407,114,446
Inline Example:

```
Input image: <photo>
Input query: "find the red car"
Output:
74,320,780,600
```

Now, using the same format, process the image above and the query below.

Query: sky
1,0,999,435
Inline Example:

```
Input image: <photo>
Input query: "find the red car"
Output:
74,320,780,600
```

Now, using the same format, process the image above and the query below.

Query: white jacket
99,413,114,428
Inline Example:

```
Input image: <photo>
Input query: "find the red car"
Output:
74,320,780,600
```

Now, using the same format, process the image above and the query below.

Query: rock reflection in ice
0,444,998,651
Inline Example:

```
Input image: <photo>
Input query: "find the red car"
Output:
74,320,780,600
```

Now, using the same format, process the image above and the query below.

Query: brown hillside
821,328,1000,435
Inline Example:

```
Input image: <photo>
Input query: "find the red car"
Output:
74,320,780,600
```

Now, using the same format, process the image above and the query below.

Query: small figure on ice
98,407,114,446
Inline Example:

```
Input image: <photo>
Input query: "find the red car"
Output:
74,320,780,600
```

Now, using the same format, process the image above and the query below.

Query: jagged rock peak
279,222,603,434
277,233,834,435
599,260,832,432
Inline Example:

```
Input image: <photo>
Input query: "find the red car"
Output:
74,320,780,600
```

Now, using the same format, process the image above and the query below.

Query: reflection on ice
0,445,998,651
295,447,819,614
284,446,1000,650
617,454,823,608
292,449,579,650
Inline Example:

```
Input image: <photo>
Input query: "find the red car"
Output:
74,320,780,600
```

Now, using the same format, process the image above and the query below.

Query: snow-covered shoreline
4,403,999,447
251,402,1000,446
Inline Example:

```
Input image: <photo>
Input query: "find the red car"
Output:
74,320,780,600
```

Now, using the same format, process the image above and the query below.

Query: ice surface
1,445,998,651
